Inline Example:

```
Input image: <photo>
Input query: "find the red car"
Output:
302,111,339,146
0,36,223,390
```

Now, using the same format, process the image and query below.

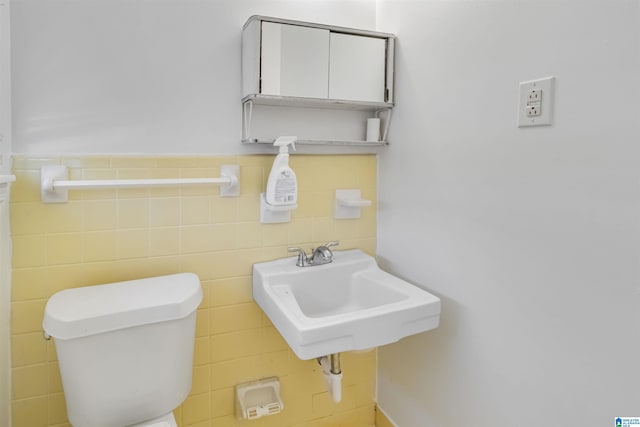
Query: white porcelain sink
252,249,441,360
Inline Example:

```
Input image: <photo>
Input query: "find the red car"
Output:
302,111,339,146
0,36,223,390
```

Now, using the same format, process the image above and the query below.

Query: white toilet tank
43,273,203,427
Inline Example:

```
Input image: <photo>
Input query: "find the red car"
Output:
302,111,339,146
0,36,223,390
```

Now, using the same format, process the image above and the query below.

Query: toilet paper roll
366,118,381,142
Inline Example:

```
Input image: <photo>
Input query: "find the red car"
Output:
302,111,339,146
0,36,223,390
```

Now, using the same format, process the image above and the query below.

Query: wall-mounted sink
253,249,441,360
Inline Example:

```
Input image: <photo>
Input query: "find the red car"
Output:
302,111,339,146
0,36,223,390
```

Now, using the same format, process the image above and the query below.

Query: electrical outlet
518,77,555,127
528,89,542,102
526,105,541,117
526,89,543,117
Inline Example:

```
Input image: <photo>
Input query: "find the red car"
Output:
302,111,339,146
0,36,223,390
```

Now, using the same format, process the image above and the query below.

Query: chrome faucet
288,241,339,267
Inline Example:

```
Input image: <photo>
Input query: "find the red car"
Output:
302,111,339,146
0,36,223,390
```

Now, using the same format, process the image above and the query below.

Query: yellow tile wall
9,155,377,427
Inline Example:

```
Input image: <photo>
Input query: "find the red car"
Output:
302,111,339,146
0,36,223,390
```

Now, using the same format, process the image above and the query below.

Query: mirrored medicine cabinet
241,16,395,147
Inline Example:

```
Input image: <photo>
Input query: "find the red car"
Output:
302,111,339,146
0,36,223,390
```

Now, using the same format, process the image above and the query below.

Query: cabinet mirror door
261,22,329,99
329,33,386,103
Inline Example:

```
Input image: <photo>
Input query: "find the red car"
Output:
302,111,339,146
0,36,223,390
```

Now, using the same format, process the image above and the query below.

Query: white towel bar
41,165,240,203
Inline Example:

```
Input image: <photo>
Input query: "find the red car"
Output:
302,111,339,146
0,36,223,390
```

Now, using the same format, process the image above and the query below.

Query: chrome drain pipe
329,353,341,374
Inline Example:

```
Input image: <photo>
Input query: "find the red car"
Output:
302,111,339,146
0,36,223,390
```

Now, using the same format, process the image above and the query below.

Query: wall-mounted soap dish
235,377,284,420
334,189,372,219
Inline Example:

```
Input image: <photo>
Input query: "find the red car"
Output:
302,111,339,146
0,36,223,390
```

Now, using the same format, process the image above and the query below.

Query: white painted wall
10,0,377,155
376,1,640,426
0,1,11,425
0,0,10,171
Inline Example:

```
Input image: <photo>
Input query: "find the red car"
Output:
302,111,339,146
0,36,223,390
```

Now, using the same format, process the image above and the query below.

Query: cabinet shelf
241,94,393,111
241,100,392,146
241,138,388,147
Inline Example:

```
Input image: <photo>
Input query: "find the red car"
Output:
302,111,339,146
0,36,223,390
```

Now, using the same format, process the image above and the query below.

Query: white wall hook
334,189,372,219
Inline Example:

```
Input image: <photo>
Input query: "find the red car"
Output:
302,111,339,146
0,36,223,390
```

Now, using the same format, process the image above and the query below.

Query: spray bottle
265,136,298,206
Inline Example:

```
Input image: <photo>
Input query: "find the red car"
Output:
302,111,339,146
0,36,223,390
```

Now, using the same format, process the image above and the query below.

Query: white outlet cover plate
518,76,555,127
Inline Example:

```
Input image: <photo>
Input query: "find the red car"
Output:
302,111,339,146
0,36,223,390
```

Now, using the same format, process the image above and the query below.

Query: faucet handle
324,241,339,249
321,241,339,259
287,247,308,267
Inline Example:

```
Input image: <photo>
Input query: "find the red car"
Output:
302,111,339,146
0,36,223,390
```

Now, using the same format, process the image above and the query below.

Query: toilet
43,273,202,427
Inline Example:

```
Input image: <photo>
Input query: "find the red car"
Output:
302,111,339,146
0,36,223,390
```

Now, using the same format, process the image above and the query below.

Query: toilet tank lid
43,273,202,340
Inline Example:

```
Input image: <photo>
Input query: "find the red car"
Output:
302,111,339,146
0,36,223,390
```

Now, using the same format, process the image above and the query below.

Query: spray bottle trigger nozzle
273,136,297,152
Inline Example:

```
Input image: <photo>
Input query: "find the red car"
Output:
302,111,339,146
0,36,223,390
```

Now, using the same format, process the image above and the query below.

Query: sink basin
252,249,441,360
